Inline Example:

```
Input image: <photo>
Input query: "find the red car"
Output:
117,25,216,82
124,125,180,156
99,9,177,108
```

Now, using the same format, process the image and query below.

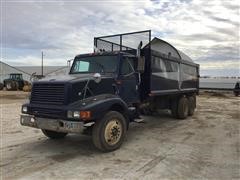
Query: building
0,61,68,82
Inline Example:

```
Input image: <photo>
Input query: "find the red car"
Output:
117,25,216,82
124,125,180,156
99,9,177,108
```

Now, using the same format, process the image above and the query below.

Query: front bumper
20,115,85,133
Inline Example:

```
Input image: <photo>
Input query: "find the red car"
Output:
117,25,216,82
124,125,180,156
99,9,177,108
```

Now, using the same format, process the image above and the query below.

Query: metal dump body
148,38,199,96
94,30,199,100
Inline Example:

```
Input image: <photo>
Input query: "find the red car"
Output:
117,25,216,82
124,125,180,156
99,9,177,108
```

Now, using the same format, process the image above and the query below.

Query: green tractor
3,73,25,91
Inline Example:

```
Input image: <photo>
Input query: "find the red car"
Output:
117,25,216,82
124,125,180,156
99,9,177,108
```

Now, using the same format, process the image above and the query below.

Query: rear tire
177,96,189,119
6,81,15,90
42,129,68,139
5,81,19,90
188,96,196,116
92,111,127,152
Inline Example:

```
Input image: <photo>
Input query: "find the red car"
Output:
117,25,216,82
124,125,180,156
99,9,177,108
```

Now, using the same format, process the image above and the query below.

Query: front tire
92,111,127,152
42,129,68,139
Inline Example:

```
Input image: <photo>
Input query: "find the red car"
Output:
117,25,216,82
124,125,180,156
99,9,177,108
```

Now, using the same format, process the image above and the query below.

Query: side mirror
93,73,101,83
137,56,145,73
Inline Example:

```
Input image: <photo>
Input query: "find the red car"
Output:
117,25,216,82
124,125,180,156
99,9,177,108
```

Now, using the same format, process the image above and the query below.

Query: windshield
70,55,118,74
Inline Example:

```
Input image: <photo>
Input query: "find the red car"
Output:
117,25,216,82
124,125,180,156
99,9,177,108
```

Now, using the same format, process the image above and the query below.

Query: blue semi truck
20,30,199,152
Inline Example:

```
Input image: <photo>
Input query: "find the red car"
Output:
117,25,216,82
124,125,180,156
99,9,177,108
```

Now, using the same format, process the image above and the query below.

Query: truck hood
31,73,116,105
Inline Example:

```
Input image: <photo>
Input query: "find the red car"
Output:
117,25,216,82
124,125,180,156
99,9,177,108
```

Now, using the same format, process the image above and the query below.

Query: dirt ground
0,91,239,179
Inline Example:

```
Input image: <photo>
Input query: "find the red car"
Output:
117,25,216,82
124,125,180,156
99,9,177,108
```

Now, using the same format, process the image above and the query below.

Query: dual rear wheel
171,95,196,119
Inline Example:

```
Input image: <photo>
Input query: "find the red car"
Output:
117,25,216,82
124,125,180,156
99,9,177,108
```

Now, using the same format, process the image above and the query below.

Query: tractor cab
10,73,23,80
4,73,24,90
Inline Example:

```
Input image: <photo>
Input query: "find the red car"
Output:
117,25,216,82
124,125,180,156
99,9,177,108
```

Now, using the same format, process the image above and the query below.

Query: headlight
67,111,80,119
22,106,28,113
73,111,80,118
67,111,73,118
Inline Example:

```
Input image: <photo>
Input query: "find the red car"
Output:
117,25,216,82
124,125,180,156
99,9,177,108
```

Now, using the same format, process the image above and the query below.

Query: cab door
118,56,139,104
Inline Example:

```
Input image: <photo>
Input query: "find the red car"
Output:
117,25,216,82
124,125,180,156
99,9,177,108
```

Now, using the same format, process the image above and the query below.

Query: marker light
80,111,91,120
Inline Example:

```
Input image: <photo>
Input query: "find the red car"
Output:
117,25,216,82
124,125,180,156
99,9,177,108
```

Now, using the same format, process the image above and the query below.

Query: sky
1,0,240,76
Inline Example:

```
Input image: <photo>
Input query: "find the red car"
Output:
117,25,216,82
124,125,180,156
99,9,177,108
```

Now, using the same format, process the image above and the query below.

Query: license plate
64,122,79,130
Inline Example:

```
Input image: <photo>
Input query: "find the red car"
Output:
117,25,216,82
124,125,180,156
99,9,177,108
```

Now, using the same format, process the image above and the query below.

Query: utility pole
41,51,44,76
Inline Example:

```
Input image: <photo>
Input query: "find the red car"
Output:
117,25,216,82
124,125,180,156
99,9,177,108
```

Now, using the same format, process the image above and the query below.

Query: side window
121,57,135,75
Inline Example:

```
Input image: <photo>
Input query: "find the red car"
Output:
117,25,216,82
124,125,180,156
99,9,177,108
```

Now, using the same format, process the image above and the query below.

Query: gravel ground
0,91,239,179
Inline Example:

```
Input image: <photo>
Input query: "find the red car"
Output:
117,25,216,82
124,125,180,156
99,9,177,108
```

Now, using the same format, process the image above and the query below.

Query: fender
68,94,130,122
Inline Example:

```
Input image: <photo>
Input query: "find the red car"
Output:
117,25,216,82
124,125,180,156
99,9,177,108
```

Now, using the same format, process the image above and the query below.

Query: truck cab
70,52,140,104
21,51,142,152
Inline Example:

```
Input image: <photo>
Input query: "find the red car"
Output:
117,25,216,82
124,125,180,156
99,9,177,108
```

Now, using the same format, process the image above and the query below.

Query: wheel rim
104,119,122,146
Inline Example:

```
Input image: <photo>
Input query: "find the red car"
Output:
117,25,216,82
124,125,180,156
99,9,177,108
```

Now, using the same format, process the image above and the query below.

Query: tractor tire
92,111,127,152
6,81,17,91
23,84,32,92
42,129,68,139
0,83,3,90
188,96,196,116
177,96,189,119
